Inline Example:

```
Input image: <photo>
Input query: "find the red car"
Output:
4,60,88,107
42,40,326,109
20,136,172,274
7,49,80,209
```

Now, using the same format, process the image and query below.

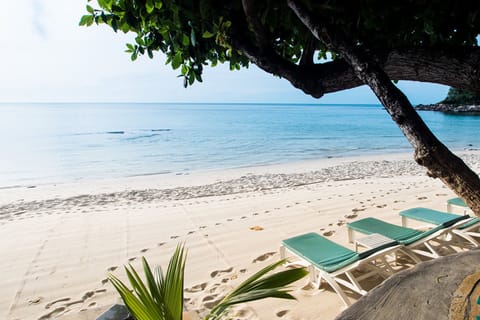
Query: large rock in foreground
336,249,480,320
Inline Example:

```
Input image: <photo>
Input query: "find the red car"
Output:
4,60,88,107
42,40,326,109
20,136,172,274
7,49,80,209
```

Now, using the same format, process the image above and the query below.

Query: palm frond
206,259,307,319
107,244,187,320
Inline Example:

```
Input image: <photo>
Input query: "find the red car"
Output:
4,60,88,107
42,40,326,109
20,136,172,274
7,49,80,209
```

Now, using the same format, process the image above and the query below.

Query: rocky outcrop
416,103,480,114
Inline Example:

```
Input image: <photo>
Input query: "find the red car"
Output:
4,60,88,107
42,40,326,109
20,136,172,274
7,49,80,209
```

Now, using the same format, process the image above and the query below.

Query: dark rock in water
106,131,125,134
96,304,133,320
416,103,480,114
151,128,171,132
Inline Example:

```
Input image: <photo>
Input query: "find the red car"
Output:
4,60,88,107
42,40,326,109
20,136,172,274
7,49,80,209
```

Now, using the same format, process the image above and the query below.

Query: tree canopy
80,1,480,93
441,88,480,105
81,1,480,214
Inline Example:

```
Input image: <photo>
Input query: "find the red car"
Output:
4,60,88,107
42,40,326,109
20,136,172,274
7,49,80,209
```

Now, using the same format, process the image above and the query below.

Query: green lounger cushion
448,197,468,208
282,232,397,273
459,217,480,230
348,217,424,243
348,216,470,246
283,233,359,273
400,207,463,225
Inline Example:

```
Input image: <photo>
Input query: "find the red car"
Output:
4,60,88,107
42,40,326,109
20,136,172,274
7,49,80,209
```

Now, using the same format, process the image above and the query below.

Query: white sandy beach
1,151,479,320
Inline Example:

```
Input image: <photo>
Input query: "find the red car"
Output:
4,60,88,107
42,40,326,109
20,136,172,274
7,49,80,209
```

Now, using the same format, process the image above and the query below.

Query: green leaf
171,52,183,69
86,5,94,13
146,0,154,14
154,1,163,9
202,31,215,38
181,64,189,75
207,260,307,319
190,29,196,47
181,33,190,46
79,15,94,26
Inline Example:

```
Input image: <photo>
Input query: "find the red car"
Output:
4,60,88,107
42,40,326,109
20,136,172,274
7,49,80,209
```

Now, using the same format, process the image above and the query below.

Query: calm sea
0,103,479,187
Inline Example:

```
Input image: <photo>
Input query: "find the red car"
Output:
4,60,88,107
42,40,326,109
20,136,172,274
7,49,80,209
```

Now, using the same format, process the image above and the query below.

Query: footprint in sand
252,251,276,263
38,306,67,320
323,230,335,237
188,230,195,234
202,294,221,309
239,268,247,273
417,196,428,200
45,297,70,309
234,307,255,318
185,282,207,293
28,296,43,305
101,278,109,285
157,242,166,247
65,299,84,308
276,310,289,317
210,267,233,278
345,214,358,219
82,291,95,300
140,248,149,253
336,220,346,226
128,257,137,262
107,266,118,272
249,225,264,231
170,235,179,239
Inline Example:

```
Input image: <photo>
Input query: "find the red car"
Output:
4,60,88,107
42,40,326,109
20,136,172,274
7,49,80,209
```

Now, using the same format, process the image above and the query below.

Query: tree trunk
287,0,480,215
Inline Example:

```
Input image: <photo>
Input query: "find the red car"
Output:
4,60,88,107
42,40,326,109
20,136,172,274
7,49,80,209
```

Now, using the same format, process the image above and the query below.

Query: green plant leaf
181,33,190,46
202,31,215,38
190,29,196,47
171,52,182,69
79,15,94,26
207,260,307,319
146,0,154,14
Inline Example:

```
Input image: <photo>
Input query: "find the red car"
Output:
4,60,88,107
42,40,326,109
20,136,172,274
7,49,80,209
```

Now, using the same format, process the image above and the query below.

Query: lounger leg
452,230,480,247
348,228,355,243
402,216,408,227
400,248,422,264
319,271,352,307
279,245,286,259
447,203,452,213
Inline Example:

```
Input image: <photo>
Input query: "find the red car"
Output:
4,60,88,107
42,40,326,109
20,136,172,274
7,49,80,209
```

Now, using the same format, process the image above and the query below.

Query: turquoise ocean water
0,103,479,187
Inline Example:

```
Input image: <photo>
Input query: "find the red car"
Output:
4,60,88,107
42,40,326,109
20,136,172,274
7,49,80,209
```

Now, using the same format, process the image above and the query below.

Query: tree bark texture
287,0,480,215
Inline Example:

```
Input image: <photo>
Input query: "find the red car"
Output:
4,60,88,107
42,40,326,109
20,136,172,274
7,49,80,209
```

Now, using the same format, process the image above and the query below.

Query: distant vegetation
441,88,480,105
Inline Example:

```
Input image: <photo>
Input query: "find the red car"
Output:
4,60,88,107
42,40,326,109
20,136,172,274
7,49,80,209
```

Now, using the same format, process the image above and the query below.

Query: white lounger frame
279,243,420,307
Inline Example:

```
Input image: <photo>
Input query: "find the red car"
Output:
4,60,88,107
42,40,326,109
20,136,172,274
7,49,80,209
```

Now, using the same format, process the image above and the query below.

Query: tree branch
287,0,480,215
241,0,270,49
299,38,315,66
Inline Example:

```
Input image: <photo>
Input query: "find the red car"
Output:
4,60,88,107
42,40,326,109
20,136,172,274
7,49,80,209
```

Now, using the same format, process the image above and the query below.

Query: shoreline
2,150,479,208
1,151,479,320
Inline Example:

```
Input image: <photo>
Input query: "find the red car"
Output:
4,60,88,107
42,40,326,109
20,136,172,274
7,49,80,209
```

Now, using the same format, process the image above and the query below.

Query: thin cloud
31,0,47,39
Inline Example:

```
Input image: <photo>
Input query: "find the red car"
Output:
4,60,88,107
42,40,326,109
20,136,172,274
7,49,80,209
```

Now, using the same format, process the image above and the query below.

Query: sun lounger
447,197,469,213
400,207,464,227
347,216,471,259
280,232,419,307
400,207,479,247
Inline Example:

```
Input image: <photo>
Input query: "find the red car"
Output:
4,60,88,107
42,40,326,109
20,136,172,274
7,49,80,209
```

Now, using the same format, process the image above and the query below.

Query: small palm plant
108,244,307,320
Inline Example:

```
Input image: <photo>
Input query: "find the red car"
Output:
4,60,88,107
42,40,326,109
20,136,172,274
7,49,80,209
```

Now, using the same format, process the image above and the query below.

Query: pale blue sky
0,1,449,104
